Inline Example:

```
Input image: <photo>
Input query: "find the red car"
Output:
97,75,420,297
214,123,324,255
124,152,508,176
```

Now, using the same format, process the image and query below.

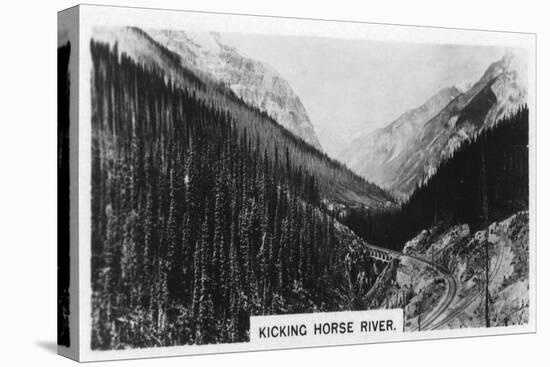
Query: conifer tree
197,201,215,344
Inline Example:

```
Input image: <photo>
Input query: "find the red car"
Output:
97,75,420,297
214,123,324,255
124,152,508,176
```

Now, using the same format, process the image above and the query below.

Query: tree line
90,41,379,350
120,26,394,208
344,106,529,251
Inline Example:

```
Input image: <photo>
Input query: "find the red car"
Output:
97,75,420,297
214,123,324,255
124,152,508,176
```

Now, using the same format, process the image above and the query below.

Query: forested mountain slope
344,106,529,251
91,27,388,207
389,52,526,197
340,52,527,198
90,41,389,349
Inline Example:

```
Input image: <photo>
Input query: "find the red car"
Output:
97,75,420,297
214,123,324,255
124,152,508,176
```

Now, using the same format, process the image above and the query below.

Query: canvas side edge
57,5,80,362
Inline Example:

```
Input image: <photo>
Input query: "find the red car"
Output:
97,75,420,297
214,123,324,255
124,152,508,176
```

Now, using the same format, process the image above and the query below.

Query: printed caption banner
250,309,404,348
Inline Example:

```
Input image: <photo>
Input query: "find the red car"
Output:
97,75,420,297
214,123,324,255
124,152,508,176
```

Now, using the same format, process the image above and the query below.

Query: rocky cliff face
339,51,527,198
366,211,529,330
400,211,529,330
147,29,323,150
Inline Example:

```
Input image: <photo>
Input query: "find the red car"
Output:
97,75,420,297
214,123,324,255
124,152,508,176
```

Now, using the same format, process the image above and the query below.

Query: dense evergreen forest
344,107,529,251
58,42,71,348
90,41,381,349
101,27,393,208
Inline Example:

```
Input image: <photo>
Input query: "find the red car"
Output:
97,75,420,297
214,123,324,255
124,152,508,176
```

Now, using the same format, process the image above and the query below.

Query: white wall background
0,0,546,366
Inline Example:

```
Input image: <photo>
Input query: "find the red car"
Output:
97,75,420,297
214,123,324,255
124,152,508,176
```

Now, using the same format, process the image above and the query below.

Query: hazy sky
221,33,505,156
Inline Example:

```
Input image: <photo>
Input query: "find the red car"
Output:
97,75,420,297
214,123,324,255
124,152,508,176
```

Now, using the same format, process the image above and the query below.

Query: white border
77,4,537,362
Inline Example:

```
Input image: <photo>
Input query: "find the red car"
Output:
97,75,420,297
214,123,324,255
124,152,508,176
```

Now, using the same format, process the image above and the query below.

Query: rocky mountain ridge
339,86,461,195
339,51,527,198
147,29,323,150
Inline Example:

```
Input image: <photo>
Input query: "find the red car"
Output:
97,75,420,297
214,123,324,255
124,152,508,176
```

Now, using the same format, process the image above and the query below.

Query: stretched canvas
58,4,536,362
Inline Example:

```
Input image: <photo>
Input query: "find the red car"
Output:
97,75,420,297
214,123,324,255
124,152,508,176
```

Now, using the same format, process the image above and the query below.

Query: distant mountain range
339,86,461,195
339,51,527,198
91,27,527,204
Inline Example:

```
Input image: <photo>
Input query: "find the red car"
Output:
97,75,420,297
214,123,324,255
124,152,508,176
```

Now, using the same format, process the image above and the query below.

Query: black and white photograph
54,4,537,362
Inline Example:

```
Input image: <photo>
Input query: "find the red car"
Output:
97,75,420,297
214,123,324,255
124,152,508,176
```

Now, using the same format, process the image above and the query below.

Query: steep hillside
90,27,394,208
91,26,393,208
388,51,527,197
343,106,528,251
398,212,528,330
340,51,527,198
148,29,323,150
339,86,460,192
90,41,391,348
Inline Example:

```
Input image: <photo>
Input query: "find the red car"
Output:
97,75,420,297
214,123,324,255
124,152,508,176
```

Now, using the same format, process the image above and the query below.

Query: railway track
407,254,458,331
425,236,506,330
361,243,458,332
